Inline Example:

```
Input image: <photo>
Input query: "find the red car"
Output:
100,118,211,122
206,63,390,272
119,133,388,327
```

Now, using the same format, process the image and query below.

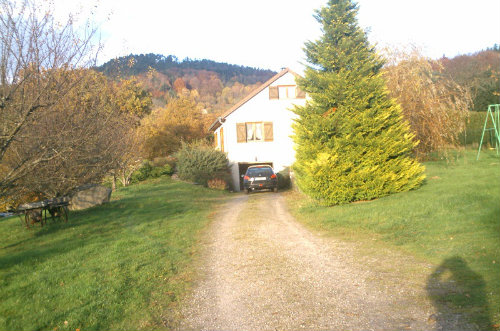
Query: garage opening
238,162,273,191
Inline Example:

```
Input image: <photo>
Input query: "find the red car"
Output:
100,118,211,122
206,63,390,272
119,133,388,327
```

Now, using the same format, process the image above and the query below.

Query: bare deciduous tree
383,47,472,159
0,0,99,202
2,69,131,200
109,78,152,189
110,129,145,190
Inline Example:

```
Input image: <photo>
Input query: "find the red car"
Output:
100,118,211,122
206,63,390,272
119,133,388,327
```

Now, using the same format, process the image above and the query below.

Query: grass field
0,178,227,330
288,150,500,329
1,151,498,330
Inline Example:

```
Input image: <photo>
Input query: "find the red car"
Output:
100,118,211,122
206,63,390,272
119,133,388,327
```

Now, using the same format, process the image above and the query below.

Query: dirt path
178,192,458,330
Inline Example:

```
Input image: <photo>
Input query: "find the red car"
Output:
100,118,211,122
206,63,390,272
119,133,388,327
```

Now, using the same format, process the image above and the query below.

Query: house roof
209,67,300,131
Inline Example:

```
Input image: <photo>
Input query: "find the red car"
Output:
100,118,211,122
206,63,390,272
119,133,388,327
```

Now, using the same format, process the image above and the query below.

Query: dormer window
269,85,306,100
279,85,296,99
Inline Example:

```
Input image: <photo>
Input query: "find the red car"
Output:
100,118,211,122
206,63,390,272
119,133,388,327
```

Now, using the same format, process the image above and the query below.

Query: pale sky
53,0,500,72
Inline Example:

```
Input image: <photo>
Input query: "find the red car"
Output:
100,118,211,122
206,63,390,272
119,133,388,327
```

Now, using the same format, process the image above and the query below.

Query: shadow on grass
426,256,494,330
32,185,221,237
0,236,84,270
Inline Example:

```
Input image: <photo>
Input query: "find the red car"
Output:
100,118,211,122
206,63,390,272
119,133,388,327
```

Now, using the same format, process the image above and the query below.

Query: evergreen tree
293,0,425,205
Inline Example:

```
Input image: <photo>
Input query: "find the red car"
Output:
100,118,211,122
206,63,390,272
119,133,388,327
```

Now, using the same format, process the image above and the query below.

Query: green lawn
0,178,228,330
288,150,500,329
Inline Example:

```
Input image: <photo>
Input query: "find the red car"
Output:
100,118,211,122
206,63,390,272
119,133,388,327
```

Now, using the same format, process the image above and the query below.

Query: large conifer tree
293,0,424,205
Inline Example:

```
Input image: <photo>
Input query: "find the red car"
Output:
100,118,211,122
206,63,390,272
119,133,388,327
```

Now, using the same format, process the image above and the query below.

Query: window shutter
269,86,279,99
264,122,273,141
236,123,246,143
214,132,218,147
220,127,224,152
296,87,306,98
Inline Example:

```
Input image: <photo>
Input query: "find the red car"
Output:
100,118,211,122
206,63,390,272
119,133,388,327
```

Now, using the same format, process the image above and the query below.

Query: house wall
215,72,306,191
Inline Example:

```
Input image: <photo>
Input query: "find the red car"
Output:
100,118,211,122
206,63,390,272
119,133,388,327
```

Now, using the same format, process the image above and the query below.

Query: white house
209,68,307,191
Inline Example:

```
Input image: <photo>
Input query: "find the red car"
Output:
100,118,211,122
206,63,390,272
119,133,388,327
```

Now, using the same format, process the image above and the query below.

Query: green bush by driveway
175,142,230,187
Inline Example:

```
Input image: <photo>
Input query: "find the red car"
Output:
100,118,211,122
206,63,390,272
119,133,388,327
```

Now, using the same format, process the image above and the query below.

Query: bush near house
207,178,228,190
277,167,292,190
175,141,230,187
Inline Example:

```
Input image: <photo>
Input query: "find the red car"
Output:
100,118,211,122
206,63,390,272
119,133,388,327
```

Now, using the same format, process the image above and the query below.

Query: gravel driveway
178,192,468,331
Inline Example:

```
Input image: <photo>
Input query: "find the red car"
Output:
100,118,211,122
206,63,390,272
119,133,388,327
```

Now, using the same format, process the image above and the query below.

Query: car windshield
246,167,273,177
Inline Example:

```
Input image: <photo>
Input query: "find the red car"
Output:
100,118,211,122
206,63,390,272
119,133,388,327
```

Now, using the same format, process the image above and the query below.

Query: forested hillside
439,46,500,111
97,53,276,113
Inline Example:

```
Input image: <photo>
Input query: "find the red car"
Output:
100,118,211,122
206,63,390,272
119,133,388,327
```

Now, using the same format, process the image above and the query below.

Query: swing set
476,104,500,160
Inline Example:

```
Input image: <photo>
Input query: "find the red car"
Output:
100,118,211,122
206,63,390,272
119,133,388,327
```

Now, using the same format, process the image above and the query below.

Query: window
269,85,305,99
236,122,273,143
278,86,295,99
246,122,263,142
247,167,273,177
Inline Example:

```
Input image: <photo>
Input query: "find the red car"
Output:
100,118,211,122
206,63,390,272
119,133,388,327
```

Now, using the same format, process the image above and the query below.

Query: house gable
209,68,304,131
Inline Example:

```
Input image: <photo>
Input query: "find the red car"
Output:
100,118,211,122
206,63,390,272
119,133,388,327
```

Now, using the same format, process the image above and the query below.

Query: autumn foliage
98,54,273,115
139,91,208,159
383,47,472,158
1,68,152,202
439,48,500,111
2,0,496,208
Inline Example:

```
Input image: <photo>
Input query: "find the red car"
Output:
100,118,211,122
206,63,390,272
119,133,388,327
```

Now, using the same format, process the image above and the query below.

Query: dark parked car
243,165,278,193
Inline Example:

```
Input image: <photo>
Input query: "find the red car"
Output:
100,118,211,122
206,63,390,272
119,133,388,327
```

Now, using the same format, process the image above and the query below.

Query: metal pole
477,105,491,160
495,105,500,155
490,105,500,155
477,104,500,160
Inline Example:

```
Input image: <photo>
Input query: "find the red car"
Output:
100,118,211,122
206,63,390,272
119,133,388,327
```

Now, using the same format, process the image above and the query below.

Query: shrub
277,167,291,190
152,157,169,167
175,141,229,187
151,164,174,178
150,167,163,178
165,156,177,170
153,156,177,170
459,111,496,147
131,161,153,183
131,161,173,183
207,178,227,190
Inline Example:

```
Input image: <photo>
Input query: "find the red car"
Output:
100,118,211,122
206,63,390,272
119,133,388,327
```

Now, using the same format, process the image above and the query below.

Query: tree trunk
120,174,127,187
